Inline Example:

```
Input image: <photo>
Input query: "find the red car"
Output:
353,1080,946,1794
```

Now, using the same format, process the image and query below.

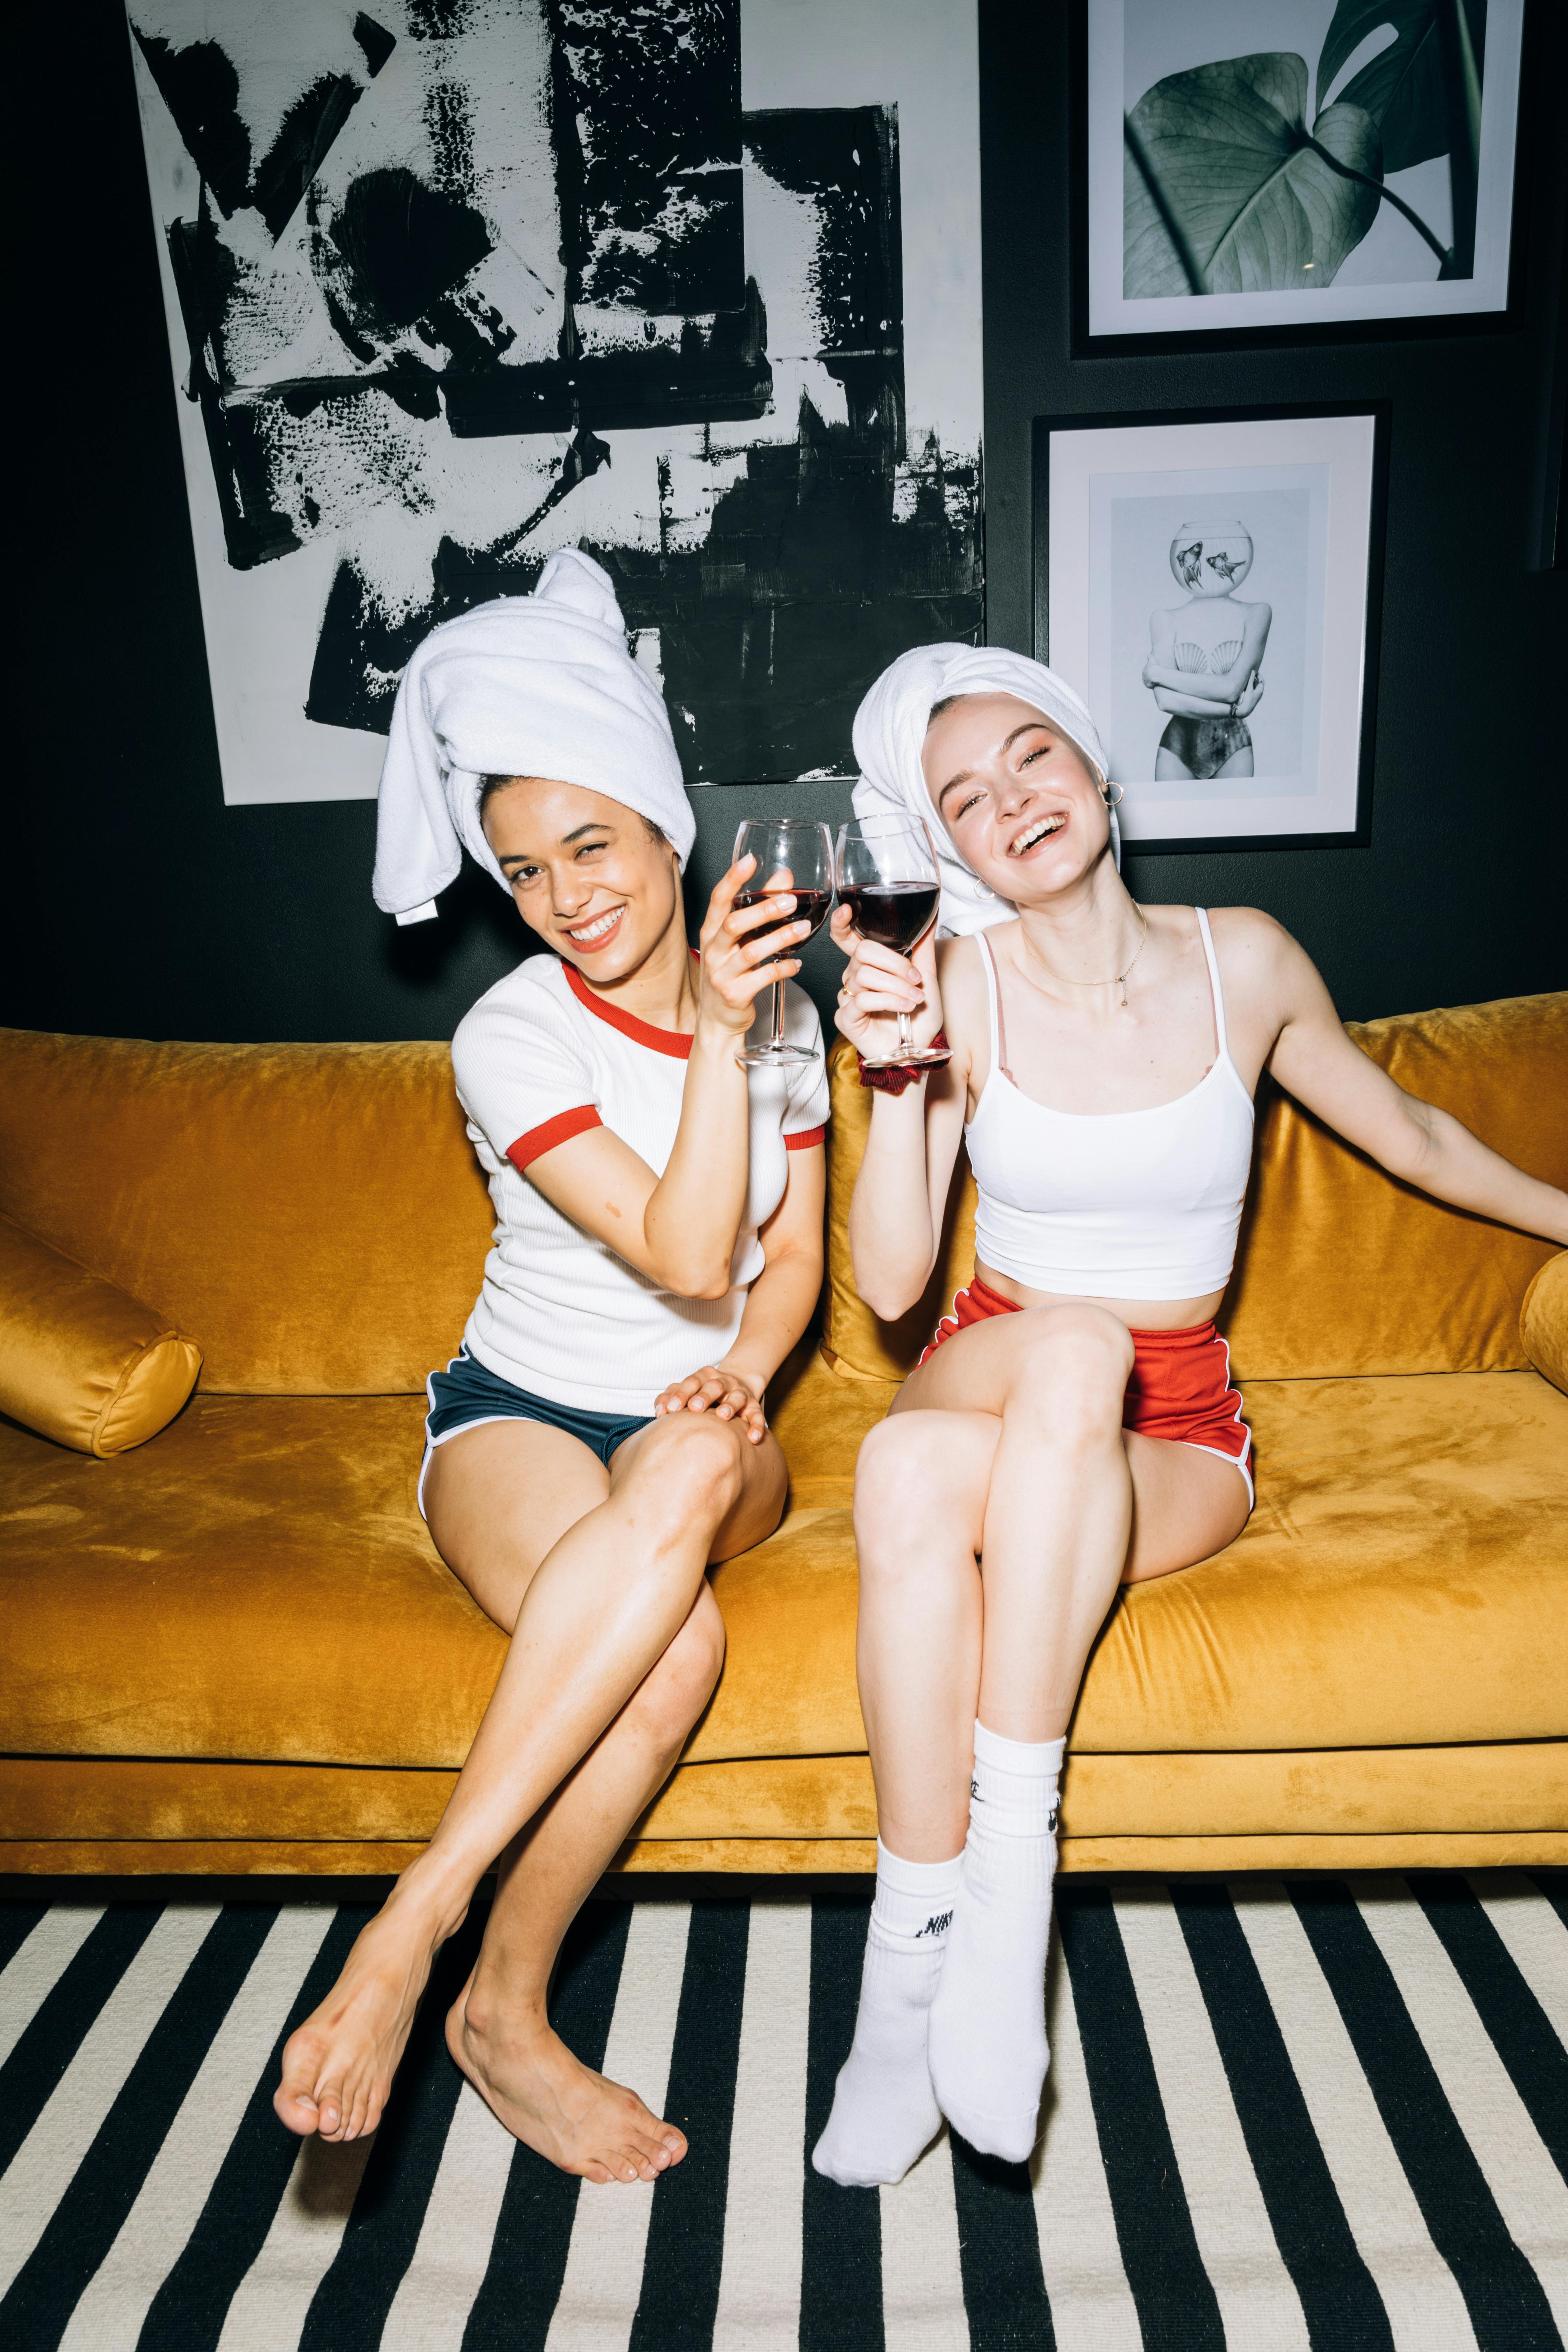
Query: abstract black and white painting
127,0,983,803
1036,409,1385,850
1085,0,1524,344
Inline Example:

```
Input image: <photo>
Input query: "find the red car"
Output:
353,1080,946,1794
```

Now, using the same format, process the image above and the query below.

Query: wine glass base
736,1041,820,1067
859,1045,953,1070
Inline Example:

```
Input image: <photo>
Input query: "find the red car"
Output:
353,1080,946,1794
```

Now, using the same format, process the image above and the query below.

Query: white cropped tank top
966,909,1254,1300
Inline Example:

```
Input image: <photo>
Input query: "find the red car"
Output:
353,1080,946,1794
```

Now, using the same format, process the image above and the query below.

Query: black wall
10,0,1566,1048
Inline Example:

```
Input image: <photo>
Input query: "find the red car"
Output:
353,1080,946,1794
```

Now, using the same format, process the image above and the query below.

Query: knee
855,1413,947,1520
1006,1307,1133,1434
630,1588,726,1747
629,1412,747,1527
853,1415,971,1588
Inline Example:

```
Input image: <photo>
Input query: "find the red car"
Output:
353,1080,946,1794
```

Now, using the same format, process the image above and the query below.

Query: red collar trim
563,958,694,1059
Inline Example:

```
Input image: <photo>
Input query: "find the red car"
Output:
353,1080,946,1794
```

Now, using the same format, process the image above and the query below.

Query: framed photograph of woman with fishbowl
1033,405,1390,854
1079,0,1525,349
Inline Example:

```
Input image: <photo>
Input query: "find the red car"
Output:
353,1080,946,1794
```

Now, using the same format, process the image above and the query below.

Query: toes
315,2084,344,2138
629,2129,674,2176
273,2085,320,2135
276,2033,326,2134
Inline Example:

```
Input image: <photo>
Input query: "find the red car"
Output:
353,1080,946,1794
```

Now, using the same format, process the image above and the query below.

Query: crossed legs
273,1407,784,2184
817,1303,1250,2175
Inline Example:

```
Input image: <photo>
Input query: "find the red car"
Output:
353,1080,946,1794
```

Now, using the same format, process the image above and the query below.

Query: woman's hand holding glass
728,819,835,1067
652,1361,768,1444
830,904,946,1065
831,816,951,1069
696,850,820,1043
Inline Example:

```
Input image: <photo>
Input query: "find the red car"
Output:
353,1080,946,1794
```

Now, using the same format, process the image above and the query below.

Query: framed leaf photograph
1082,0,1525,346
1034,406,1389,852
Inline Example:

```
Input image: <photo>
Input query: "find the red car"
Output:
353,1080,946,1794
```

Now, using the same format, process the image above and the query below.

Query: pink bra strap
978,930,1013,1083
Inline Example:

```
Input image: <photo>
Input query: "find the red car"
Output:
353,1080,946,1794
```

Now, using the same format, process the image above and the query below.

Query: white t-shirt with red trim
451,954,830,1414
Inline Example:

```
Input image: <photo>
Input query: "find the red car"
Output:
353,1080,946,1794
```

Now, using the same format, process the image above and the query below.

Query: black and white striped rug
2,1874,1564,2350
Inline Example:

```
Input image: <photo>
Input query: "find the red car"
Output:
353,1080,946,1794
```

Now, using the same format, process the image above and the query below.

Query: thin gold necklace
1023,907,1149,1009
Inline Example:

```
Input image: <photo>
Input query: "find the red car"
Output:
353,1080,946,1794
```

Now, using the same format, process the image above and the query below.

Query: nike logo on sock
1048,1805,1060,1834
915,1910,954,1938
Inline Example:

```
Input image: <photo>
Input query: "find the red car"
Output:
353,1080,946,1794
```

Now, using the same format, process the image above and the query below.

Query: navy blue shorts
420,1348,653,1518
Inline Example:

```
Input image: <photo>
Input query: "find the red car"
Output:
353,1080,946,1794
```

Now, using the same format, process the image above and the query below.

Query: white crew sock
811,1840,962,2188
927,1721,1064,2162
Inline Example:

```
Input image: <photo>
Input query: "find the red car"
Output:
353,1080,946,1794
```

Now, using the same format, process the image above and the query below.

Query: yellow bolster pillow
1520,1251,1568,1397
0,1215,202,1456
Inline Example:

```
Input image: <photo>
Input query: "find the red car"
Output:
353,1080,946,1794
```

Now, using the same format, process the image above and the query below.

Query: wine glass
835,816,951,1069
732,818,835,1068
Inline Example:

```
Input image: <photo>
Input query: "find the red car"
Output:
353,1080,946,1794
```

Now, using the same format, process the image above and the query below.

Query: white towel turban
372,547,694,924
850,643,1116,938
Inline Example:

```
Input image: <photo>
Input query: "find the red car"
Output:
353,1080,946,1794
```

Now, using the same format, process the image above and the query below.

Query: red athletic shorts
920,1275,1253,1501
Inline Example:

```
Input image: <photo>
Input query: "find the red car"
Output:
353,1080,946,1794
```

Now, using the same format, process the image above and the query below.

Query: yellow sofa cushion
823,993,1568,1385
1521,1251,1568,1395
3,1368,1562,1769
0,1030,492,1395
0,1214,201,1457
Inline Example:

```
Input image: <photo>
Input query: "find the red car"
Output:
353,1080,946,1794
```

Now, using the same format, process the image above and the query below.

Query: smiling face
920,693,1111,902
480,776,682,979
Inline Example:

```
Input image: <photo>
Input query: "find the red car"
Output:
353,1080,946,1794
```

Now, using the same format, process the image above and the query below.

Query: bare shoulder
935,930,989,997
1204,903,1303,974
935,931,993,1066
1202,906,1329,1035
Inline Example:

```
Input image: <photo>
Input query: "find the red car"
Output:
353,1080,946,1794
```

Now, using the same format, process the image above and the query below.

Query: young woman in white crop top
812,662,1568,2190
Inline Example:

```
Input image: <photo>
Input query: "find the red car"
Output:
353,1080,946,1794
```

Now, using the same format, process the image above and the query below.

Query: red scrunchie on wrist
858,1032,949,1095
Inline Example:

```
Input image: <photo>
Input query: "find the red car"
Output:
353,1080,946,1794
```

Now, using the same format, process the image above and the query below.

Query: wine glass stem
771,978,786,1051
897,960,916,1057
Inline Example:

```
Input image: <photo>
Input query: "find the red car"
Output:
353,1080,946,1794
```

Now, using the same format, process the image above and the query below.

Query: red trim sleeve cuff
506,1105,603,1172
784,1124,827,1152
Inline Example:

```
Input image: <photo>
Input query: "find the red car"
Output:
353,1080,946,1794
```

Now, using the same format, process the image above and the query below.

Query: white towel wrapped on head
372,547,694,924
851,643,1115,939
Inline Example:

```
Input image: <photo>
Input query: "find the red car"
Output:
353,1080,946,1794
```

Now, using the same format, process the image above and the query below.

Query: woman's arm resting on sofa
652,1142,826,1441
1262,925,1568,1245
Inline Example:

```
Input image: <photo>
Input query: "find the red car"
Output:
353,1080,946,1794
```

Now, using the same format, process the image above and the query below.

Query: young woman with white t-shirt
274,560,828,2184
811,644,1568,2189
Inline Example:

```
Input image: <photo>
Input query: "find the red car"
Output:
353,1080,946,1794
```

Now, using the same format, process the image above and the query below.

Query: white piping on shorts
416,1349,510,1525
416,1414,520,1524
1176,1436,1255,1511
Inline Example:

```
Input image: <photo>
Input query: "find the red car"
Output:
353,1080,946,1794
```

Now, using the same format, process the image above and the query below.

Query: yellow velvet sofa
1,994,1565,1878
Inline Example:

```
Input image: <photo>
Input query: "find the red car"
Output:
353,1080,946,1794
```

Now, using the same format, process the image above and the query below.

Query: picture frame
1077,0,1526,354
1033,405,1390,854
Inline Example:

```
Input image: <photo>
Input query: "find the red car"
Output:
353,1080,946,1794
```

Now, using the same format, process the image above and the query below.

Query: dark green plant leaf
1125,54,1381,298
1315,0,1486,172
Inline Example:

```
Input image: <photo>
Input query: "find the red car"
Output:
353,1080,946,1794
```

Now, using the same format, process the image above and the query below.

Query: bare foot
447,1976,687,2185
274,1886,458,2143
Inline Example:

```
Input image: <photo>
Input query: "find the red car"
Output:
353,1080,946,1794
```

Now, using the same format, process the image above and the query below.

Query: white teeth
568,909,621,942
1011,816,1064,854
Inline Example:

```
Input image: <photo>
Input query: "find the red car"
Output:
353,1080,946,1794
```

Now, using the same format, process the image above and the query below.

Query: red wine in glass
837,884,939,958
731,819,835,1067
834,818,951,1069
733,887,834,944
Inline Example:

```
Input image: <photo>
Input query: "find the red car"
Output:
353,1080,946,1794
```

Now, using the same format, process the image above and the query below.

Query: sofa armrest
1520,1252,1568,1396
0,1215,201,1456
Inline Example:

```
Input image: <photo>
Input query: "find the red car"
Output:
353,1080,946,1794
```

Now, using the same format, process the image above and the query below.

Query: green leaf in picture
1124,53,1382,298
1315,0,1486,172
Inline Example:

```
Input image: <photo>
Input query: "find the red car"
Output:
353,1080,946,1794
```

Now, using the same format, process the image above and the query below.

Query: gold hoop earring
1103,781,1124,808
